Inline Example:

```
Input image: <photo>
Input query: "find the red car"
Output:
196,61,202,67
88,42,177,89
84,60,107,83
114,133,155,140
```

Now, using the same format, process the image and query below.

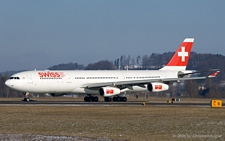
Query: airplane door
67,75,71,83
28,75,33,83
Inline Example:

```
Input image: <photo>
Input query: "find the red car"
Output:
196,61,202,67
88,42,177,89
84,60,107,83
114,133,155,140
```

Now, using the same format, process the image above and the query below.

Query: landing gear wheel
84,96,91,102
92,96,99,102
104,97,112,102
84,96,99,102
122,97,127,102
112,96,127,102
113,97,117,102
23,92,30,102
24,97,30,102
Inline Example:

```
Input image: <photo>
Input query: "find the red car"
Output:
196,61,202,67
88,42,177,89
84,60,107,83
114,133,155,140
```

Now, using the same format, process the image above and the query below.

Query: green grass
0,105,224,140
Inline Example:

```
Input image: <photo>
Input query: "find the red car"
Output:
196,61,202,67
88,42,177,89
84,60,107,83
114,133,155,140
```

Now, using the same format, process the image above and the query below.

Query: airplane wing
84,70,220,89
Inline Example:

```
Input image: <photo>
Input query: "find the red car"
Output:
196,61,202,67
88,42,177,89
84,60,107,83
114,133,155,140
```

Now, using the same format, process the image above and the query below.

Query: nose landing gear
23,92,30,102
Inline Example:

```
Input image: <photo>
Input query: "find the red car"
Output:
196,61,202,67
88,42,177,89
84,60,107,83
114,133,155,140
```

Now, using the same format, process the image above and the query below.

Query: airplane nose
5,80,14,88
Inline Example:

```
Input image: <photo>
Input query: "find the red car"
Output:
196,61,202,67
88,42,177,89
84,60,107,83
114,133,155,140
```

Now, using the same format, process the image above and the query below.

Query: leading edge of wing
83,78,161,88
84,77,204,88
83,71,220,89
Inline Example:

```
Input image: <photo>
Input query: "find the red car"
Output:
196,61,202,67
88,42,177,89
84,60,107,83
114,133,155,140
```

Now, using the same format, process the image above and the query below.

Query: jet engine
147,83,169,92
99,87,121,97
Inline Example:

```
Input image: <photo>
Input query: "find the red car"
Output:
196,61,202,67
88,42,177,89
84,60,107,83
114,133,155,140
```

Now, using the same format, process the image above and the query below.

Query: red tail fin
160,38,194,71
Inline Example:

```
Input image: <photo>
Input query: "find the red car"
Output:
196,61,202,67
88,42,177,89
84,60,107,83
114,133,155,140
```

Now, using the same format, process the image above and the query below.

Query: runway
0,100,220,107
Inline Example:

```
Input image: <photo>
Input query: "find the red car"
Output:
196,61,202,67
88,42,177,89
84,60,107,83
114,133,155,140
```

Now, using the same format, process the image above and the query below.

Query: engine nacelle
147,83,169,92
99,87,121,97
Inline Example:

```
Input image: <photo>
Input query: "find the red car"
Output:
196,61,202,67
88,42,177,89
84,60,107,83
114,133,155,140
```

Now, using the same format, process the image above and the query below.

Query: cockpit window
9,77,20,79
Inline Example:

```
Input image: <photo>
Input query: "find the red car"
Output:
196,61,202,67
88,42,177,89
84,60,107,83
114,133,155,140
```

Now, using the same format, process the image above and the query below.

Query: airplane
5,38,220,102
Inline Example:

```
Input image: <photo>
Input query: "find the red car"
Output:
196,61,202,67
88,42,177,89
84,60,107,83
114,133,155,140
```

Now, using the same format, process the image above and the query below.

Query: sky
0,0,225,72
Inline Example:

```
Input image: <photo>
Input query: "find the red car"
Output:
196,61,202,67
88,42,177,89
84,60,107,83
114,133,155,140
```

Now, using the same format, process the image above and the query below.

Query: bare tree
0,74,3,97
127,55,131,68
3,72,9,98
136,55,141,66
186,80,199,98
142,55,149,69
132,58,135,68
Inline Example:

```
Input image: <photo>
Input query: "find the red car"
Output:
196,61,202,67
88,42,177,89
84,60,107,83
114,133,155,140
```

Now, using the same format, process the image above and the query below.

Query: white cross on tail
178,47,188,62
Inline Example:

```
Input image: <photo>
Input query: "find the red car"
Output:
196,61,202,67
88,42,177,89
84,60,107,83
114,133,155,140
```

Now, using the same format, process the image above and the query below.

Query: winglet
160,38,194,71
208,71,220,78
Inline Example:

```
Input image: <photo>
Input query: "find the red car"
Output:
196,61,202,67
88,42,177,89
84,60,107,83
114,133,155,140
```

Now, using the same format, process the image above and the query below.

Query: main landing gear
112,96,127,102
104,96,127,102
84,95,127,102
84,95,99,102
23,92,30,102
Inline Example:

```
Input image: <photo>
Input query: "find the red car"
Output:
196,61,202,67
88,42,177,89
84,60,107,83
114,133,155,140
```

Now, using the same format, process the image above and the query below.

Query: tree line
1,52,225,98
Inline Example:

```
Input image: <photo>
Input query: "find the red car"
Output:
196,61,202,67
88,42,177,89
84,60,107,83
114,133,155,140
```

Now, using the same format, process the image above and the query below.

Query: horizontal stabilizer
178,69,220,78
208,71,220,78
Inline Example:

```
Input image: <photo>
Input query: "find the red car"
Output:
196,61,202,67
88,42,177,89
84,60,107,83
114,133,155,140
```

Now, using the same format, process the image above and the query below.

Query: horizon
0,51,223,73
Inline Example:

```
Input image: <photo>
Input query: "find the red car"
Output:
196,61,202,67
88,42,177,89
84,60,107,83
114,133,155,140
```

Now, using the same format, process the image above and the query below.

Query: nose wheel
23,92,30,102
24,97,30,101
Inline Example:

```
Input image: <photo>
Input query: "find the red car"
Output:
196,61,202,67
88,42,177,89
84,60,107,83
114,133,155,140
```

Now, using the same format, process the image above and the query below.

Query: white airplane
5,38,219,102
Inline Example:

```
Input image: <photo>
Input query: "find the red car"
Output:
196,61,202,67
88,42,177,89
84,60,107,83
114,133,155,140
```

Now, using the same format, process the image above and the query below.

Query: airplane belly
21,79,77,93
71,87,99,94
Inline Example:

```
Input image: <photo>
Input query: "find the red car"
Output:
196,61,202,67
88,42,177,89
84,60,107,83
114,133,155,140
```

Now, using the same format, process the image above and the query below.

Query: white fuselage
5,38,196,97
5,70,178,95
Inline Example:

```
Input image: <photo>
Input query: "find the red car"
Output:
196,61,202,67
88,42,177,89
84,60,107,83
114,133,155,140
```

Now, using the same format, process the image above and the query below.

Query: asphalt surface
0,100,219,106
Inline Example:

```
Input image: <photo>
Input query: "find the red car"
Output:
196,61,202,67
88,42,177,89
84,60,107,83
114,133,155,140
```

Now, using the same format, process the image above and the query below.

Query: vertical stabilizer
160,38,194,71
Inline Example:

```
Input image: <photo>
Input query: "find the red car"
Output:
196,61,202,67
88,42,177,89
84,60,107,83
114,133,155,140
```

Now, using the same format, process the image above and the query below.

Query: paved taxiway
0,100,221,106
